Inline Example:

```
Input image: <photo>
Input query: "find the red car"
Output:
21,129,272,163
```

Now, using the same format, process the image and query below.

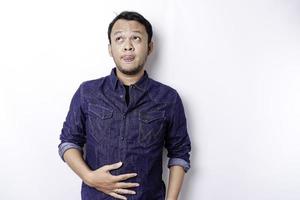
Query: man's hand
84,161,139,200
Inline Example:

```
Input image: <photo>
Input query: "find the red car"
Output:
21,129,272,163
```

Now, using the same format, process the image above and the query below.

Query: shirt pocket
87,103,113,143
138,110,166,147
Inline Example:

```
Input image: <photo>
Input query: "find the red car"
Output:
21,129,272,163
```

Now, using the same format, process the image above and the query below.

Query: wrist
82,170,94,187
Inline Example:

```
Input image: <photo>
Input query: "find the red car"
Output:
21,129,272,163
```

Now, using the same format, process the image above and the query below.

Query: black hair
108,11,153,44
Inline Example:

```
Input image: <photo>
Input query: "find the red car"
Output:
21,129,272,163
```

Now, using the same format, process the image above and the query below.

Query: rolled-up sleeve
58,84,86,161
165,92,192,172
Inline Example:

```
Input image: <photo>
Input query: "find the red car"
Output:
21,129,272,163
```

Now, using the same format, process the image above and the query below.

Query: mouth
122,55,135,63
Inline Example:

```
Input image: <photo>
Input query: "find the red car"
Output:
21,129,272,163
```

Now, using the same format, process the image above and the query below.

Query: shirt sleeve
168,158,190,172
165,92,192,172
58,84,86,161
58,142,83,162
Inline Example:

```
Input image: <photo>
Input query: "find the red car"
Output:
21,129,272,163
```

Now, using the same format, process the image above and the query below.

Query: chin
117,65,143,76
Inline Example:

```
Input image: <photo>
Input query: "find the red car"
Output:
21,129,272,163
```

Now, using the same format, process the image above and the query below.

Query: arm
166,166,185,200
165,92,192,200
63,148,92,185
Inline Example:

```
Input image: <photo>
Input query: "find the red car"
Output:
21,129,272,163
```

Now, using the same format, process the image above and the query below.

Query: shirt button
122,113,126,119
120,136,124,140
120,95,124,98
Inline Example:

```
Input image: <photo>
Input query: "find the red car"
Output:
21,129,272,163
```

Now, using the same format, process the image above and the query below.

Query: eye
115,36,123,42
133,36,141,41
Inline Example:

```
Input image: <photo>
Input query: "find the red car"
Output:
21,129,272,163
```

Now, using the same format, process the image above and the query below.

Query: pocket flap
139,111,165,123
88,104,113,119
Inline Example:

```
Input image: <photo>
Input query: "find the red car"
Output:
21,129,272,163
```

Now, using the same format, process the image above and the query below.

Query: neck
116,68,145,86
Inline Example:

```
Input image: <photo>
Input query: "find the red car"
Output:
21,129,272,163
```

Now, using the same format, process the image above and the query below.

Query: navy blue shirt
58,68,191,200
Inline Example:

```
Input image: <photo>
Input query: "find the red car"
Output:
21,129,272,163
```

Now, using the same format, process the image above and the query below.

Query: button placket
119,111,127,162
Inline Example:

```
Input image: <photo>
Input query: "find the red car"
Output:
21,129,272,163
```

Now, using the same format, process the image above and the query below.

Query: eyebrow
113,31,143,35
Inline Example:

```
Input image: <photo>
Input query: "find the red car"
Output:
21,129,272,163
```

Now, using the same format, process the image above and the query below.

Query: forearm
166,165,185,200
63,148,92,185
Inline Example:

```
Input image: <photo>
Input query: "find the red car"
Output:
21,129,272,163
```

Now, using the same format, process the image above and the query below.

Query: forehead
111,19,147,35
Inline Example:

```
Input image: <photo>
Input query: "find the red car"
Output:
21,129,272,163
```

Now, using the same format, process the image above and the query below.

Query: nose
123,39,134,51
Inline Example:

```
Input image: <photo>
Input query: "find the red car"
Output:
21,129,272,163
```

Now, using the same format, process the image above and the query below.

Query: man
58,11,191,200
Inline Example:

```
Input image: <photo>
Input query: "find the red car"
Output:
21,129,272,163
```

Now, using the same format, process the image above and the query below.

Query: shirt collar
109,67,149,92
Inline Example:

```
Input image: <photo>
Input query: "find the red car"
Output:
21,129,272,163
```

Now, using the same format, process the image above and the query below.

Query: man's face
109,19,153,75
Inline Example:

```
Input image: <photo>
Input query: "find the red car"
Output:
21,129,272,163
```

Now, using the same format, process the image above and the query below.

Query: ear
108,44,112,57
147,41,153,55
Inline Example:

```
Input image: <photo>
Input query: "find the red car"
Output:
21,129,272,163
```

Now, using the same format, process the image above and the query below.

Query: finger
114,173,137,181
113,188,136,195
115,182,140,189
109,192,127,200
103,161,123,171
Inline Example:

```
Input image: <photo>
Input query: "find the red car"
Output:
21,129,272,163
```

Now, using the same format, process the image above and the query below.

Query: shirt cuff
58,142,82,162
168,158,191,172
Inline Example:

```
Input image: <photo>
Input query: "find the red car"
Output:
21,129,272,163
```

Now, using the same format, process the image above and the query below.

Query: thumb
105,161,123,171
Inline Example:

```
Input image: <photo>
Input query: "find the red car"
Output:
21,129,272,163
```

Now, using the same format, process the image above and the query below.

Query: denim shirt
58,68,191,200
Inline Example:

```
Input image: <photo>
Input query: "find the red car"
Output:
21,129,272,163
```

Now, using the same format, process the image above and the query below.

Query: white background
1,0,300,199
